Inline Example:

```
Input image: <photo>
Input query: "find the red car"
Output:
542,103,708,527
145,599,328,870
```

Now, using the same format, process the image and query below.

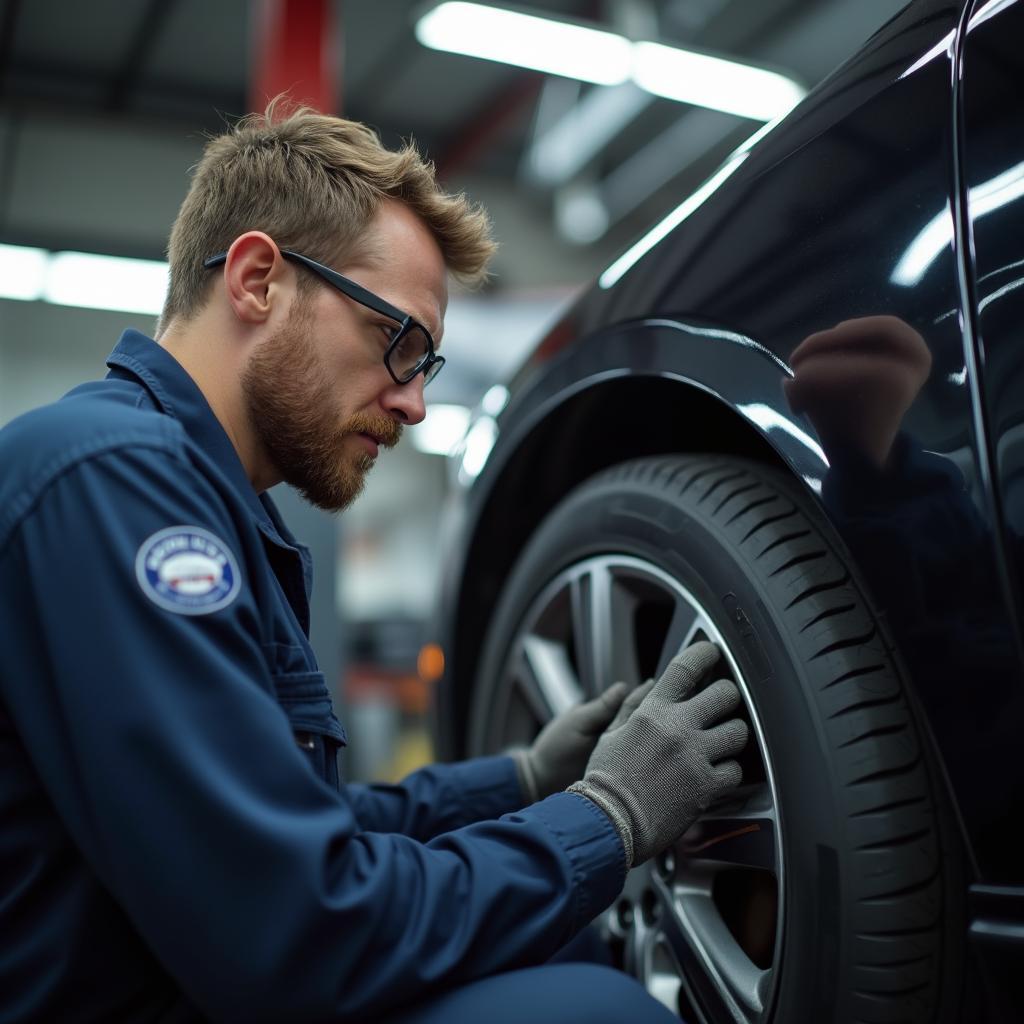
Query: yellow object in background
382,729,435,784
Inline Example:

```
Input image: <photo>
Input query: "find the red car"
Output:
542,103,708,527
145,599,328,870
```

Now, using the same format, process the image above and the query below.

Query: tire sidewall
471,467,859,1022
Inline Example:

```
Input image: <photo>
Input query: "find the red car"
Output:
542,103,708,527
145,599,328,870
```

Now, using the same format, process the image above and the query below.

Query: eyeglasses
202,249,445,386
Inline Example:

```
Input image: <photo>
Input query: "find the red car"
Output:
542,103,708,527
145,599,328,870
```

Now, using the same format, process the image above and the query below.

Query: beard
241,302,402,512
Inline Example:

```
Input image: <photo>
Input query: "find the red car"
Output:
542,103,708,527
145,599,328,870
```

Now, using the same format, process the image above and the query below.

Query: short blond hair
161,100,496,329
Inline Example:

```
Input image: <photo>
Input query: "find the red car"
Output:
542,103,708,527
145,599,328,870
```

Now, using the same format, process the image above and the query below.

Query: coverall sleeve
0,444,625,1023
347,756,527,840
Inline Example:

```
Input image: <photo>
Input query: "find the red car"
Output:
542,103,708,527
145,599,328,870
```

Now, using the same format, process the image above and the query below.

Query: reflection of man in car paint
0,103,745,1024
784,315,933,471
784,315,1021,849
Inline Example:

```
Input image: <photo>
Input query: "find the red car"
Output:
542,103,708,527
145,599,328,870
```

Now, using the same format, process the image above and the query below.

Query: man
0,105,748,1022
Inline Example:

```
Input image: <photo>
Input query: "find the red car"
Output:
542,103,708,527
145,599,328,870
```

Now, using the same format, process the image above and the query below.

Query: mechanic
0,104,749,1023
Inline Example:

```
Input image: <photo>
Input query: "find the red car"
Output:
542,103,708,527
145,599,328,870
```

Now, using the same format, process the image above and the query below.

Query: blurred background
0,0,907,780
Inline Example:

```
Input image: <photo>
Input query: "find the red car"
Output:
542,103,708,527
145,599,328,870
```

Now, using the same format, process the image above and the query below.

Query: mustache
345,413,403,449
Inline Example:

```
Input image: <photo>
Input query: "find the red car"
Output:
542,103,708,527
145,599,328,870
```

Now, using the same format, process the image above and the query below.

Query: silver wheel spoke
569,562,640,695
519,635,583,720
646,938,686,1014
660,881,770,1024
679,784,777,872
656,600,708,676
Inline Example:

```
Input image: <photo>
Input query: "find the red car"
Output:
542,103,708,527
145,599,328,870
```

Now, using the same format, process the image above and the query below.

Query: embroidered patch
135,526,241,615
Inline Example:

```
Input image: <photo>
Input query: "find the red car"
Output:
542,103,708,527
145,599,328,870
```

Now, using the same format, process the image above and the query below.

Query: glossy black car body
435,0,1024,1020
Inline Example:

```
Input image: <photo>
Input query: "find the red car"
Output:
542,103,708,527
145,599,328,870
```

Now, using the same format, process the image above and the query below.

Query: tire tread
588,455,951,1024
473,453,958,1024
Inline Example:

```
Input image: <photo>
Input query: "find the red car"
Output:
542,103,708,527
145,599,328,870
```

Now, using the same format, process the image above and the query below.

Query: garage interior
4,2,1024,1023
0,0,912,780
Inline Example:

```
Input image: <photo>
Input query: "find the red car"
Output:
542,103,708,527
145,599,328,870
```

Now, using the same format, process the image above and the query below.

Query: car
431,0,1024,1021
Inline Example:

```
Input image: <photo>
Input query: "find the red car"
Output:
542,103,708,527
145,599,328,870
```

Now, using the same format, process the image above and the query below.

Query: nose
384,374,427,426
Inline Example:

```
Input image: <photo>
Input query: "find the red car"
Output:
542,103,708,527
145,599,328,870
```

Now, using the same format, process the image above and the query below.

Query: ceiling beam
106,0,178,112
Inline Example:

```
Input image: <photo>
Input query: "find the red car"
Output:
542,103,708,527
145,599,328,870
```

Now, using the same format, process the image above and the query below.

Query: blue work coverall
0,331,647,1022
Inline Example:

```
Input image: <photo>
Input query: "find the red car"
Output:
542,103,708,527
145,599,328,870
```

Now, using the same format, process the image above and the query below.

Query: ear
219,232,290,326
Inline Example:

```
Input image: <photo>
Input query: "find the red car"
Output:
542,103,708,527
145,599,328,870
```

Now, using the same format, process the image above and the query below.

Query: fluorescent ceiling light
410,403,471,456
416,3,804,120
45,251,169,316
459,415,498,480
480,384,510,416
0,243,169,315
556,185,610,244
633,41,805,121
529,82,651,185
416,2,631,86
0,244,47,301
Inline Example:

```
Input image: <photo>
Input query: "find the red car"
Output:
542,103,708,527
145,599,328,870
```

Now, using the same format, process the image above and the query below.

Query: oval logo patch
135,526,241,615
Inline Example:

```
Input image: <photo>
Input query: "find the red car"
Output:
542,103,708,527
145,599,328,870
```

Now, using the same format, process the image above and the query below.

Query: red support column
250,0,340,115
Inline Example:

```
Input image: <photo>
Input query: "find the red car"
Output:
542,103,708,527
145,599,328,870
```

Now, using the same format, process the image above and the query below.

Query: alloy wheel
483,554,784,1023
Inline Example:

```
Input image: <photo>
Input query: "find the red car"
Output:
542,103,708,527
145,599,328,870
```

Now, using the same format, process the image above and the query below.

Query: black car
432,0,1024,1021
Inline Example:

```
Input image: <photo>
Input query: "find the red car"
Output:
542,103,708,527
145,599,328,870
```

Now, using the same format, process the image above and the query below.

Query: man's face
241,202,447,512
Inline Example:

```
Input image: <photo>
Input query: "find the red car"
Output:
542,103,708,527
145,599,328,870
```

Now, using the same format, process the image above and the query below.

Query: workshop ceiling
0,0,910,289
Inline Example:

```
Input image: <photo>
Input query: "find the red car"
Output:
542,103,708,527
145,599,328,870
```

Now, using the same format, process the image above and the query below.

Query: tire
468,454,963,1024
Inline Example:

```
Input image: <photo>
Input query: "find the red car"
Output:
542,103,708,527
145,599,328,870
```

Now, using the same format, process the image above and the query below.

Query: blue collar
104,329,307,563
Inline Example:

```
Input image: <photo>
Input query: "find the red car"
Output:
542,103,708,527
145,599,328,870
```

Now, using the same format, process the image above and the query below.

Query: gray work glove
567,641,748,867
513,681,635,803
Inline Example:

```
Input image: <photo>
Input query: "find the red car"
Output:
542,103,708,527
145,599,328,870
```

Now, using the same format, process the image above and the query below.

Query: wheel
468,455,963,1024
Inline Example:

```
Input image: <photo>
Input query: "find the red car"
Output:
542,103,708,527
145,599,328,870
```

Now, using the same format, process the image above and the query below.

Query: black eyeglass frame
202,249,445,386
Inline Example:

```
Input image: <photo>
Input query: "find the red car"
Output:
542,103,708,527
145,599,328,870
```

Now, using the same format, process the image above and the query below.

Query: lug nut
616,900,635,930
657,848,676,879
641,890,662,925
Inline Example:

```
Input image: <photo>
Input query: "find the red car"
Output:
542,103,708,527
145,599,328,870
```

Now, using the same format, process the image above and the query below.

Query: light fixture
410,403,472,456
0,244,47,301
0,243,168,315
480,384,510,417
528,82,651,185
45,251,169,316
555,185,610,245
416,2,632,86
416,3,804,121
632,42,805,121
459,415,498,480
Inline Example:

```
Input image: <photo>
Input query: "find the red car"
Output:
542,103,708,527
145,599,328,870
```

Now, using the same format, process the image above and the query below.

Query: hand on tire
513,679,632,802
567,641,748,867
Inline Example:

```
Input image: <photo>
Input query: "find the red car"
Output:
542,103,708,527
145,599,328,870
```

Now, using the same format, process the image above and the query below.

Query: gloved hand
513,680,639,803
567,641,748,867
